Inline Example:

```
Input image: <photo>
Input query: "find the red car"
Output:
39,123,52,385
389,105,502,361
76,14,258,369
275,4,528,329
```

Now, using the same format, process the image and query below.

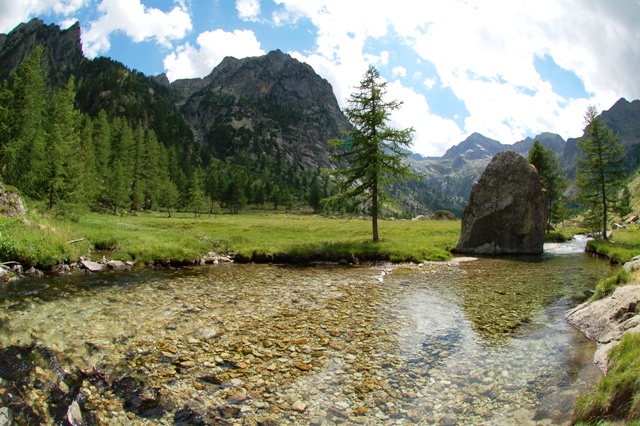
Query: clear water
0,238,613,425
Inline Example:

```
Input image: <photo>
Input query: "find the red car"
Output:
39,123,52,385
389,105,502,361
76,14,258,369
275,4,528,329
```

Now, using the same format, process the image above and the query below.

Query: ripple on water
0,247,612,425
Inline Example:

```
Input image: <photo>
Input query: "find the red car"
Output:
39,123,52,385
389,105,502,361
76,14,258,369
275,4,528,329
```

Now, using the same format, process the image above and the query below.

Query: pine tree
142,130,163,210
45,76,82,209
78,115,98,205
0,46,48,197
92,110,112,190
528,140,568,230
308,176,322,212
576,105,626,239
187,167,206,217
130,125,146,211
328,65,414,242
106,118,134,214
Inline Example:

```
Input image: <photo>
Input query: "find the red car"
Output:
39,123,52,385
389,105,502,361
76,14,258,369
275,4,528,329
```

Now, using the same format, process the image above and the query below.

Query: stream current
0,237,613,425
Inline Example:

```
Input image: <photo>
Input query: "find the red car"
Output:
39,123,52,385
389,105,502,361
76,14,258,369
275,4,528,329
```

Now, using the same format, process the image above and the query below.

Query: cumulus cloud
164,29,265,81
82,0,192,58
0,0,88,33
236,0,261,22
273,0,640,156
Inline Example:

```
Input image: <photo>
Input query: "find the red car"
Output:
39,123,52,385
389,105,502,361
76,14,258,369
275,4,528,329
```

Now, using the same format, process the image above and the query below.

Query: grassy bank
573,332,640,425
586,228,640,265
1,211,460,268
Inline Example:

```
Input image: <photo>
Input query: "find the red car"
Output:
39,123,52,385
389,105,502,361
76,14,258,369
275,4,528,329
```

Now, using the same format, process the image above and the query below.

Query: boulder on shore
454,151,547,255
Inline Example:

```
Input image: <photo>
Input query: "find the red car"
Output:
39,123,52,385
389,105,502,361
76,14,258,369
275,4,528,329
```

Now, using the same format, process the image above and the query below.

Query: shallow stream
0,237,613,425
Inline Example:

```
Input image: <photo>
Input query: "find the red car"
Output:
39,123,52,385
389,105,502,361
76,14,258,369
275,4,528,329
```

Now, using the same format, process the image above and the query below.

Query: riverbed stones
455,150,547,255
0,261,604,425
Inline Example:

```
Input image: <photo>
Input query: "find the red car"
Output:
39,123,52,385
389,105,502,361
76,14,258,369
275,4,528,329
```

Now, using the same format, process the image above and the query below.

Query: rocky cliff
173,50,351,170
0,18,84,86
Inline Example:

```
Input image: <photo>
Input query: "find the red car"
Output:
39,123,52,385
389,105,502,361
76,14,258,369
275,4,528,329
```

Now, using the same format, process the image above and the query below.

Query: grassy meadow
0,210,461,268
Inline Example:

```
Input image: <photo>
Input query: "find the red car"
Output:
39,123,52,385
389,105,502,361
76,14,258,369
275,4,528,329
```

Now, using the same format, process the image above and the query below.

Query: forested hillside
0,20,349,216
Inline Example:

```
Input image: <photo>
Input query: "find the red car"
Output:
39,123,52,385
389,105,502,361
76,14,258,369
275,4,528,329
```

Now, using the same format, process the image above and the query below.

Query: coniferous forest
0,46,340,218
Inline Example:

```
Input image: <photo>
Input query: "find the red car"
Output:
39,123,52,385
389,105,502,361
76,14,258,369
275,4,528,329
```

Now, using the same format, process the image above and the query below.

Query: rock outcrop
0,18,85,86
454,150,547,255
566,284,640,371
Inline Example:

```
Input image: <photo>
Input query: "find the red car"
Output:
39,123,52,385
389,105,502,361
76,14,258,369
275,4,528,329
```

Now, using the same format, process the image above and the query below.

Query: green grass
592,268,633,300
0,215,90,268
20,211,460,266
573,332,640,425
586,228,640,264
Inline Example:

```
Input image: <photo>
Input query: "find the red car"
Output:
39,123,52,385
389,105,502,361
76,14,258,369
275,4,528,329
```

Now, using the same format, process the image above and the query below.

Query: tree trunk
372,179,379,243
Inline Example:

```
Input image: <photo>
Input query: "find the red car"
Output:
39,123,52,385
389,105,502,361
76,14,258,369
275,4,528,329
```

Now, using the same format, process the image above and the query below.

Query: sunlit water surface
0,237,612,425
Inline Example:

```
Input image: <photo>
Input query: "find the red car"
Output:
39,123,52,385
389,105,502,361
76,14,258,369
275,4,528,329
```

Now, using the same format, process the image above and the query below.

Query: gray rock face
455,150,547,255
0,18,85,86
174,50,351,171
566,284,640,371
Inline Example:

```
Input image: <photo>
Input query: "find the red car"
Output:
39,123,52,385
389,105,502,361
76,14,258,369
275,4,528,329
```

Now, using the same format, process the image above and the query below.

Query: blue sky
2,0,639,157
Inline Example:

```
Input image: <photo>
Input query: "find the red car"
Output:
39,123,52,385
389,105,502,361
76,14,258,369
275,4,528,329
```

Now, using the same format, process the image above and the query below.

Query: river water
0,237,612,425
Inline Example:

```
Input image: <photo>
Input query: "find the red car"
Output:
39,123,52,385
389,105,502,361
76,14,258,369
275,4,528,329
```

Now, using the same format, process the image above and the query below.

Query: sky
2,0,640,157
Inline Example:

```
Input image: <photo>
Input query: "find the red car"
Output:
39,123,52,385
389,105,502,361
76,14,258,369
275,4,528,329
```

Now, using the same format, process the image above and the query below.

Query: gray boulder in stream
454,150,547,255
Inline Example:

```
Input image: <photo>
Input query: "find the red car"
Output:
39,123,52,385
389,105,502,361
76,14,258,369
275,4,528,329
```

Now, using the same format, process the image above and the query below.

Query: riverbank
568,231,640,425
0,211,460,276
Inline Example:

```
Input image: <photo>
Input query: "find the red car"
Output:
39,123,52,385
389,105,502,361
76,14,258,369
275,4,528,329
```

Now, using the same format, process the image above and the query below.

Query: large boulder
454,150,547,255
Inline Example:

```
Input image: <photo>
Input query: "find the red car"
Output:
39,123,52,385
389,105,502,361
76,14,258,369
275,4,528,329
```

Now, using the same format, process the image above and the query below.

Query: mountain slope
173,50,351,171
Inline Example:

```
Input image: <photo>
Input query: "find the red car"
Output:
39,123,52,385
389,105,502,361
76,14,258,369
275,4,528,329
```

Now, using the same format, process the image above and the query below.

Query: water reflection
0,242,613,425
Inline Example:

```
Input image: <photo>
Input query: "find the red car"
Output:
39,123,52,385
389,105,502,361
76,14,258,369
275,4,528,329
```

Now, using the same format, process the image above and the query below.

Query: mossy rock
0,183,26,217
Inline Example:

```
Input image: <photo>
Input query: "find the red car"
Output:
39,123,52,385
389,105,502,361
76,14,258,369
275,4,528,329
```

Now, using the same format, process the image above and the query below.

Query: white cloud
387,81,465,157
82,0,192,58
391,66,406,79
164,29,265,81
273,0,640,155
236,0,261,22
0,0,88,33
423,77,436,90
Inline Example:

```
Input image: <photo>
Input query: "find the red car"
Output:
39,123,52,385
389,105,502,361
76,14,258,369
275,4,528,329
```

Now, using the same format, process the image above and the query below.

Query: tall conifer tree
46,76,83,209
329,65,414,242
576,105,626,239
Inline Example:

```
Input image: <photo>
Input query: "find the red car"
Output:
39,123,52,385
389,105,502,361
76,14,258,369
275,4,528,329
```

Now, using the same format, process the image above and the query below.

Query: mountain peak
0,17,84,85
442,132,503,160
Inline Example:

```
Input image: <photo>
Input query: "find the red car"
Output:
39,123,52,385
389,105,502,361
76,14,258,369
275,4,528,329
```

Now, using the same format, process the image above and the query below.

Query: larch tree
329,65,414,242
576,105,626,240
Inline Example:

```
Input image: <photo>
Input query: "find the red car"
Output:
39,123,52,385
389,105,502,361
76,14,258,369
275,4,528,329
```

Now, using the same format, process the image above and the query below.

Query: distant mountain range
2,18,640,216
